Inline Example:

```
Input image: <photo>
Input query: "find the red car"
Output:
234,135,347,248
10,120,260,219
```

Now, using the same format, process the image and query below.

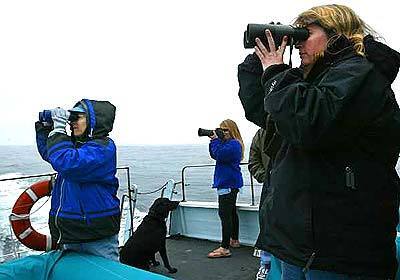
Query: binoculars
38,110,53,125
38,109,78,126
243,23,309,49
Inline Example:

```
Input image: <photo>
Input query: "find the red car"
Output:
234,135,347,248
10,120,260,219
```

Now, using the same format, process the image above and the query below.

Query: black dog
120,197,179,273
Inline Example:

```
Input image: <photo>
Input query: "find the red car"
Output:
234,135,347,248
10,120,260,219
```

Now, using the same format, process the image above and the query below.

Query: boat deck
151,235,259,280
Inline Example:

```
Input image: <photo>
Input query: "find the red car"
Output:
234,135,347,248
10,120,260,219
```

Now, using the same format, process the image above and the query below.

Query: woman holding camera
239,4,400,279
207,119,244,258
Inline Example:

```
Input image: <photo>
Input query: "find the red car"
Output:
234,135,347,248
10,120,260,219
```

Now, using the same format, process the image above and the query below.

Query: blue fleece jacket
35,99,120,243
209,138,243,189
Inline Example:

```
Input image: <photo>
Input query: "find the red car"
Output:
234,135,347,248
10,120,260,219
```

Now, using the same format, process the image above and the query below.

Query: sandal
207,247,231,258
230,239,240,248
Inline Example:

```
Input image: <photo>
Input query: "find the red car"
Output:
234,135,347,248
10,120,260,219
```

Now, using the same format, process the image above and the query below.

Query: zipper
345,166,356,190
54,178,65,244
306,186,316,275
306,178,317,274
79,199,87,224
302,166,354,273
302,252,316,273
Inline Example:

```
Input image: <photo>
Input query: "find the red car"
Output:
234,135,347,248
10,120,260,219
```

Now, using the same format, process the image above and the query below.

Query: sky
0,0,399,146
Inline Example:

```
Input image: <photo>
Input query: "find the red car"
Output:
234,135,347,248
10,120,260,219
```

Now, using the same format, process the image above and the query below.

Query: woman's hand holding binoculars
255,30,288,71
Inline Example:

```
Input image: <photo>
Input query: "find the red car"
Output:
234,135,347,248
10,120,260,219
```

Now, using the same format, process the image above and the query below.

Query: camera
243,23,309,49
198,128,214,137
198,128,224,139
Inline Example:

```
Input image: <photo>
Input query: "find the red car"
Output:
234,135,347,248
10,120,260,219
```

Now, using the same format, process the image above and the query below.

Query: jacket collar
306,35,355,81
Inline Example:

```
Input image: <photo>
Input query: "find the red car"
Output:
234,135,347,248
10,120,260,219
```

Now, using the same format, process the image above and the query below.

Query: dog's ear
169,201,180,210
149,198,176,218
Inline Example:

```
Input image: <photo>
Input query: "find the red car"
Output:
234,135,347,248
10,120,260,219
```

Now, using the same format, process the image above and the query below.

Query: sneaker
255,266,269,280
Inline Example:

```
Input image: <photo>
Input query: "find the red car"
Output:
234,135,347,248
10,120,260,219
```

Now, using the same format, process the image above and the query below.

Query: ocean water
0,145,262,261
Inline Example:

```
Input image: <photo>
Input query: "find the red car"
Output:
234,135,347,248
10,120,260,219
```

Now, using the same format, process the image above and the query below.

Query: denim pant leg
307,270,388,280
260,250,271,267
281,261,306,280
63,234,119,262
281,261,387,280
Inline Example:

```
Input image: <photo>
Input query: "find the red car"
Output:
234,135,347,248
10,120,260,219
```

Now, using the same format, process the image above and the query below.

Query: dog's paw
167,267,178,274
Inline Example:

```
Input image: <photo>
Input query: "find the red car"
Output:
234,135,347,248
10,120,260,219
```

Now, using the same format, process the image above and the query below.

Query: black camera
198,128,214,137
243,23,309,49
198,128,224,139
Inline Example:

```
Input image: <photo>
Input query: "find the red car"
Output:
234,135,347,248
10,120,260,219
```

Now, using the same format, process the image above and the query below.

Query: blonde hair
220,119,245,160
294,4,376,57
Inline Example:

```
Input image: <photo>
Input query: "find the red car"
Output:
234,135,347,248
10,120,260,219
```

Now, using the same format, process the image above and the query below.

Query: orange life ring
9,180,57,251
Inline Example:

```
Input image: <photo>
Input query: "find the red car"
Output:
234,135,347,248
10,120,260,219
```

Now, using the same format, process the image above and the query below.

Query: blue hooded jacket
209,138,243,189
35,99,120,244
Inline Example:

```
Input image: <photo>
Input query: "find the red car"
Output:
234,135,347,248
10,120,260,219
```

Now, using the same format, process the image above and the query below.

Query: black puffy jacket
238,36,400,278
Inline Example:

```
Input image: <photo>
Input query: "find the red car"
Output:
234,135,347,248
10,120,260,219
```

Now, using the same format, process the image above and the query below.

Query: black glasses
220,128,229,132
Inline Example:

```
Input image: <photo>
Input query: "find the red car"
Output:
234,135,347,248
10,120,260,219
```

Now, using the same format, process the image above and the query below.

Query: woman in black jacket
238,4,400,279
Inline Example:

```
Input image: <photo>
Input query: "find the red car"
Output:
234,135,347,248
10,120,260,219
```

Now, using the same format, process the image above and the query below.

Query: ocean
0,145,262,261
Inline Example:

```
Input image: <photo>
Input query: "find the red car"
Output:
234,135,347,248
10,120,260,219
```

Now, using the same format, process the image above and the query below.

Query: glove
35,121,52,135
48,107,69,137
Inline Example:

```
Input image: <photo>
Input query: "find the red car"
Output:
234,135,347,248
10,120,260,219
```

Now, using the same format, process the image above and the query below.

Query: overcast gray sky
1,0,399,145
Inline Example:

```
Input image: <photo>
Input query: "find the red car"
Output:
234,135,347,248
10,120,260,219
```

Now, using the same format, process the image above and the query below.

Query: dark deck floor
151,235,259,280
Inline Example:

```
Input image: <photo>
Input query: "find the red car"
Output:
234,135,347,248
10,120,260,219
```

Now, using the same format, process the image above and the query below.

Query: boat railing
0,166,135,262
0,166,136,230
0,172,58,182
115,166,136,237
180,162,256,206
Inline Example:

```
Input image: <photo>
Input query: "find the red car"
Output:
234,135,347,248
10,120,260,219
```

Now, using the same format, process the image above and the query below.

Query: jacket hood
364,35,400,83
308,35,400,84
73,99,116,138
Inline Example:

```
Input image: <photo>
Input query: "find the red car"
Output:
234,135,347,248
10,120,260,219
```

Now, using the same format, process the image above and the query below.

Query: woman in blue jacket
207,119,244,258
35,99,120,261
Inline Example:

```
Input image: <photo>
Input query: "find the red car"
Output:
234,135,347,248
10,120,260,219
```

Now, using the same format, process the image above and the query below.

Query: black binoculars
243,23,309,49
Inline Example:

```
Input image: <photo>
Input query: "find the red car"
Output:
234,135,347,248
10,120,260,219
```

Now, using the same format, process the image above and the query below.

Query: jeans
260,250,271,267
63,234,119,262
218,188,239,249
281,261,388,280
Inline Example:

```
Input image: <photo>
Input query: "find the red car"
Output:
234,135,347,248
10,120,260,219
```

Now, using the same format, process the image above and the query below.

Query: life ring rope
9,195,50,220
9,213,30,221
9,179,57,251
